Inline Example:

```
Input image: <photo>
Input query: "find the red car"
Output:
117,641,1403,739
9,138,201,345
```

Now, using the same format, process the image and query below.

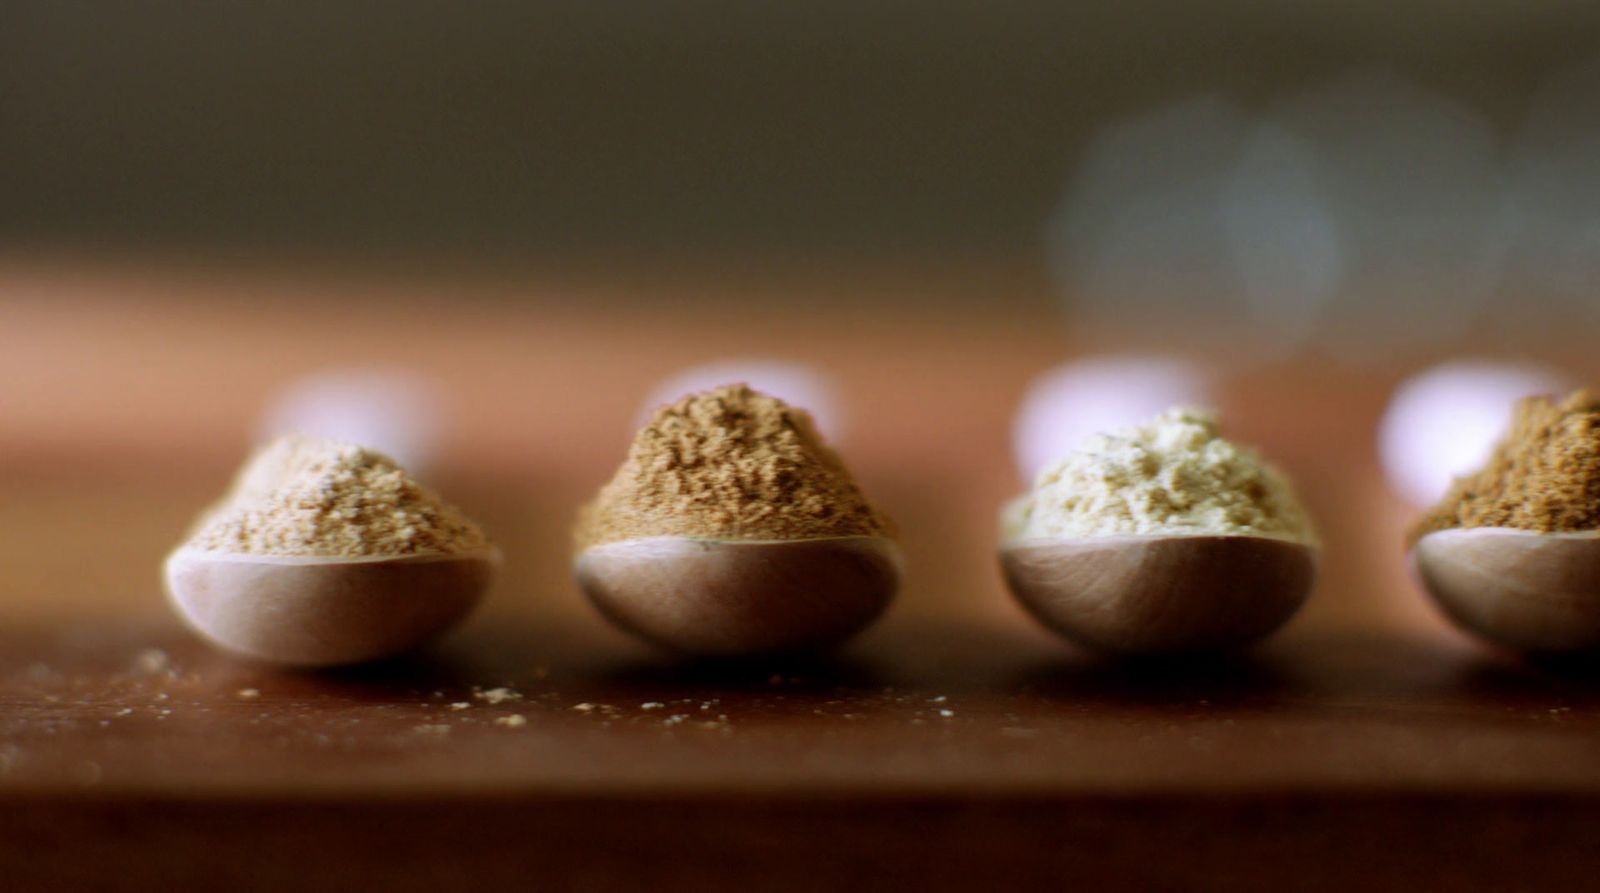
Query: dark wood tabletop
5,263,1599,891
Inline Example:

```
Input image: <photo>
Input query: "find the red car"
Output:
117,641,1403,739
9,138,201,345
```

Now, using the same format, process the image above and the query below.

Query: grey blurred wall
2,2,1596,263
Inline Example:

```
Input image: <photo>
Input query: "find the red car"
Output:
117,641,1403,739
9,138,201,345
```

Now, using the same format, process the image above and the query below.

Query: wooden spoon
1000,534,1317,654
1411,527,1600,653
574,535,900,657
164,548,498,667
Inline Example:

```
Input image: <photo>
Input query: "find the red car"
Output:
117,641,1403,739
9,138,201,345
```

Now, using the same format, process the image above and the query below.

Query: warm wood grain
576,536,900,656
1413,528,1600,654
1000,535,1317,653
164,549,498,666
4,263,1600,890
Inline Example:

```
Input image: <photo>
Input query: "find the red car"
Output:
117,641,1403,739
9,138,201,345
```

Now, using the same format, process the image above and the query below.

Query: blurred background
5,3,1600,615
3,2,1599,342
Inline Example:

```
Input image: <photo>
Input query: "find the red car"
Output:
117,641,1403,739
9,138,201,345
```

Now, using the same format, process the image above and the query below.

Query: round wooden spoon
1411,528,1600,653
1000,534,1317,654
574,535,900,657
164,548,498,667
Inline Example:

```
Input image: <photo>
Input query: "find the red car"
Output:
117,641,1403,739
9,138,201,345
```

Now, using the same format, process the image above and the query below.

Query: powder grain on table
1411,389,1600,543
184,434,489,557
576,384,891,549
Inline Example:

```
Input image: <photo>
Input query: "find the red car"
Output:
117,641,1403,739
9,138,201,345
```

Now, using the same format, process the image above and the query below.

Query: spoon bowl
574,535,900,657
1411,528,1600,654
164,548,498,667
1000,534,1317,655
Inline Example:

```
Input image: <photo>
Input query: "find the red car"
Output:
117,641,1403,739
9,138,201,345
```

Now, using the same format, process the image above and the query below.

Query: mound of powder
576,384,891,549
184,434,489,557
1410,389,1600,543
1004,407,1315,543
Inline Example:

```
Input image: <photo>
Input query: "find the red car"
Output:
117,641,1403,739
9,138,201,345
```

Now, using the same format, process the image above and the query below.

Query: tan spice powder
184,434,490,557
1410,389,1600,543
575,384,892,549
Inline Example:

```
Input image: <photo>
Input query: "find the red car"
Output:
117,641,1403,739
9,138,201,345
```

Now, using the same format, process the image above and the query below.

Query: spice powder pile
1004,407,1315,543
1411,389,1600,543
184,434,489,557
576,384,892,549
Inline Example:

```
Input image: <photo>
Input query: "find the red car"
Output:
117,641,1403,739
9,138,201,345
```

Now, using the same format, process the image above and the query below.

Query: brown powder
184,434,490,557
575,384,892,549
1410,389,1600,543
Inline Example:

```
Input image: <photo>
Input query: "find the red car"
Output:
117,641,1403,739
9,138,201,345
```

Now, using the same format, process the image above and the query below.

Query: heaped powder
1411,389,1600,542
184,434,489,557
1004,407,1315,543
575,384,891,549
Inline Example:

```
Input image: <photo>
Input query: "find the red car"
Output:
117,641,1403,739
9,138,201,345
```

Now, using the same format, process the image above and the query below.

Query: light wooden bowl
1000,534,1317,655
164,548,498,667
575,535,900,657
1411,528,1600,654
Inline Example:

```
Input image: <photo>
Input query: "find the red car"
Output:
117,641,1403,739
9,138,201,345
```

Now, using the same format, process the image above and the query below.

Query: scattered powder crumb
938,709,955,718
413,724,452,735
134,649,171,675
1411,389,1600,542
448,702,471,711
575,385,892,549
929,695,948,704
236,688,260,700
572,703,595,712
474,687,522,704
494,714,528,728
663,714,689,726
113,708,134,718
182,434,490,558
641,701,664,710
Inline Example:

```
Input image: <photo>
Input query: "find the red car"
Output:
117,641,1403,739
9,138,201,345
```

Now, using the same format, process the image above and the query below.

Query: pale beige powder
183,434,489,557
1004,408,1315,543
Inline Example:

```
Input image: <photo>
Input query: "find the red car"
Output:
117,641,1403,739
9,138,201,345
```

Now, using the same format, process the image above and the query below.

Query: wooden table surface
5,263,1600,891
